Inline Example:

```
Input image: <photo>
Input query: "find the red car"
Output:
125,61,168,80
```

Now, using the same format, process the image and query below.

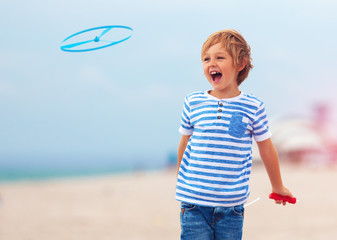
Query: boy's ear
237,57,247,72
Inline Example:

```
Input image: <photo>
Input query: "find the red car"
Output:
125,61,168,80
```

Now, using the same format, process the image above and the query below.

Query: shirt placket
216,101,224,120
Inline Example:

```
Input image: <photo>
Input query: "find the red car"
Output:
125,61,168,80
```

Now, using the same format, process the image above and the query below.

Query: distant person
175,29,294,240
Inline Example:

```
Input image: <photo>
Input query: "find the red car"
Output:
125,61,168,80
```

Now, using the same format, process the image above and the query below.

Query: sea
0,156,168,183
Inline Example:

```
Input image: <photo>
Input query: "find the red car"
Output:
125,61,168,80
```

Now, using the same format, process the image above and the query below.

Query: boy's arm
176,134,191,177
256,138,294,205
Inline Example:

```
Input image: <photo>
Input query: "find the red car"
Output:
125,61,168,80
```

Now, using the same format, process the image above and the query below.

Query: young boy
176,29,293,240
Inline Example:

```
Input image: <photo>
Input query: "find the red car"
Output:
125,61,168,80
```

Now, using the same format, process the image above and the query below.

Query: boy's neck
208,88,241,99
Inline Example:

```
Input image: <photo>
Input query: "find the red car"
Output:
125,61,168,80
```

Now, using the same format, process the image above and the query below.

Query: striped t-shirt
176,90,272,207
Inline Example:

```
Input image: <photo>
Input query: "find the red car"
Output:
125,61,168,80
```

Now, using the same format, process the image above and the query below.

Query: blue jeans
180,202,244,240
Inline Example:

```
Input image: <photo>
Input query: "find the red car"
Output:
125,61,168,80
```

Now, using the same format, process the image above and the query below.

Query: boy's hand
270,186,294,205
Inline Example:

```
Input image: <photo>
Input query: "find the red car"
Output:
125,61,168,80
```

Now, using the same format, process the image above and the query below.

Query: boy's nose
209,60,216,66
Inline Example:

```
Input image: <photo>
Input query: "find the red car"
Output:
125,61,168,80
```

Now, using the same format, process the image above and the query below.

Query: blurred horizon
1,0,337,181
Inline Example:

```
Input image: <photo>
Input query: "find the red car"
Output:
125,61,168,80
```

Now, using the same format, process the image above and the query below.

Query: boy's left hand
271,186,294,205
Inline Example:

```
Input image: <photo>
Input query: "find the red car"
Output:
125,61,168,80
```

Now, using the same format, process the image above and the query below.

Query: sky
1,0,337,172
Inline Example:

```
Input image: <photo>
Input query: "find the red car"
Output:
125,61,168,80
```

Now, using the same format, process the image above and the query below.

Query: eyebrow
203,51,229,57
214,51,229,55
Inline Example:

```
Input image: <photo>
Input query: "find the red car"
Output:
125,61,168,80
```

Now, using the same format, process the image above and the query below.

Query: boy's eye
217,56,225,59
203,57,210,62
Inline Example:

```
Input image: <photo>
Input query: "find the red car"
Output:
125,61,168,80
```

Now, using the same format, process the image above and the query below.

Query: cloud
0,79,17,97
76,64,113,87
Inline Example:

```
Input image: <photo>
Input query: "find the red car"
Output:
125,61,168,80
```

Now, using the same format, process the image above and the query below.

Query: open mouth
210,71,222,82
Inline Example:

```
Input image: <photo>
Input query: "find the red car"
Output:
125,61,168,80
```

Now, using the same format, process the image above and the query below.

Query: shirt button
219,103,223,106
217,116,221,119
218,109,222,112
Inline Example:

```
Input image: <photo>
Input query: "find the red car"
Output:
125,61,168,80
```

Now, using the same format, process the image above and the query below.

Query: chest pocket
228,112,249,138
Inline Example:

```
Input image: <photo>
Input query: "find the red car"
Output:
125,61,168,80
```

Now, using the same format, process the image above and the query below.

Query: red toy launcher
269,193,297,204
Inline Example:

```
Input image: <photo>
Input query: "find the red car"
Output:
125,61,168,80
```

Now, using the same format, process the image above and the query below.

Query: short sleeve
179,97,194,135
252,102,272,142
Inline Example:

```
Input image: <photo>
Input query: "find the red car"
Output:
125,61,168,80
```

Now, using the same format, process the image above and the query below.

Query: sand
0,163,336,240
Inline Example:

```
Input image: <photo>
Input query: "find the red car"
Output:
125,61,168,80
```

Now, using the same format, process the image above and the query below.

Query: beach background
1,0,337,239
1,163,337,240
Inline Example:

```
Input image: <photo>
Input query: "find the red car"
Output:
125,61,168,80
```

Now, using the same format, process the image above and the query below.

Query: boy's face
202,43,240,97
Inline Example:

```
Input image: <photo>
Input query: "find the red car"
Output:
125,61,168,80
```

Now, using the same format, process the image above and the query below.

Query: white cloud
77,64,111,85
0,79,17,97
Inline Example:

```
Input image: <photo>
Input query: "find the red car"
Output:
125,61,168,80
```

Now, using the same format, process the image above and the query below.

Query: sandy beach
0,163,336,240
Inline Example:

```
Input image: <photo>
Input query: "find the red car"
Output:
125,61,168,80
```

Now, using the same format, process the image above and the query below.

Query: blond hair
201,29,253,85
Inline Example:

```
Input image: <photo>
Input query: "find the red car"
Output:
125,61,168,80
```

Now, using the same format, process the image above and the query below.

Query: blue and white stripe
176,91,271,207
